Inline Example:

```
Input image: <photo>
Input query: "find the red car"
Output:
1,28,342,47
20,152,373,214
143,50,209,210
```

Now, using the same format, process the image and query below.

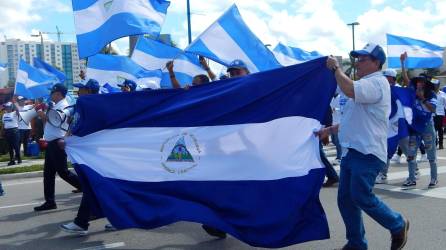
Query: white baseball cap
382,69,397,78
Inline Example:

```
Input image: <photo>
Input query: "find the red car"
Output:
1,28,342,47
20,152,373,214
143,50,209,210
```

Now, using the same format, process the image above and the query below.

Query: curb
0,171,43,180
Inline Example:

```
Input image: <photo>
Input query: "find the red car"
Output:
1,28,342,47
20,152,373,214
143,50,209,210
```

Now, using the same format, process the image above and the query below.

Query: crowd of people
2,40,443,249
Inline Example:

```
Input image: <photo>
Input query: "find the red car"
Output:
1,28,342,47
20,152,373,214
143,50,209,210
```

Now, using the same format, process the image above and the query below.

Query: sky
1,0,445,58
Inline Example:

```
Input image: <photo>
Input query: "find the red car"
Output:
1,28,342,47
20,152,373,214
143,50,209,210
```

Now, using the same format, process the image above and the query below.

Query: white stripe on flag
171,59,206,76
74,0,165,35
273,51,304,66
387,45,443,58
16,70,40,88
132,49,170,70
199,22,259,72
66,116,323,182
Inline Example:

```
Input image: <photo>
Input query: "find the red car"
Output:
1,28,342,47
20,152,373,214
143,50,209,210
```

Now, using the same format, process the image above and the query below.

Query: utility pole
187,0,192,44
347,22,360,78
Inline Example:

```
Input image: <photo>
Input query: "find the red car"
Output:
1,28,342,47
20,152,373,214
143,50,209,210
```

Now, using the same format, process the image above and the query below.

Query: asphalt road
1,147,446,250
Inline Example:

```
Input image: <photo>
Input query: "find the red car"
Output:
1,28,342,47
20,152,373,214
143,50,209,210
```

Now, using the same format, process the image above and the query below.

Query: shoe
417,154,428,162
428,179,438,188
34,202,57,211
322,178,339,187
440,145,444,150
202,225,227,239
391,219,409,250
17,159,22,164
375,173,388,184
390,155,401,164
402,180,416,188
0,191,4,197
60,222,88,236
7,161,15,166
104,224,117,231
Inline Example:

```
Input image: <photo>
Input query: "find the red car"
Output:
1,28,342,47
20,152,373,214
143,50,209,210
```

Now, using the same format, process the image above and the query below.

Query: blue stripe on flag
387,34,444,50
15,60,57,99
387,57,444,69
73,57,336,137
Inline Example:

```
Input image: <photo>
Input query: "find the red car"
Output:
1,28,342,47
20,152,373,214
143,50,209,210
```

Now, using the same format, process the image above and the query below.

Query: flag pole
187,0,192,44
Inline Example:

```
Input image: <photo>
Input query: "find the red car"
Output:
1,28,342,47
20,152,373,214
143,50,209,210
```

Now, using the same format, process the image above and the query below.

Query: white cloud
370,0,386,6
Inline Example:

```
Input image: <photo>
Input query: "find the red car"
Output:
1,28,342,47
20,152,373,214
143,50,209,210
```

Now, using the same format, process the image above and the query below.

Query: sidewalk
0,158,45,180
0,159,44,169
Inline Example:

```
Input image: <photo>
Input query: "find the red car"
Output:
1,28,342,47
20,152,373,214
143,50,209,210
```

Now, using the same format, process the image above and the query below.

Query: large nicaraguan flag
185,4,280,73
65,57,335,248
15,59,57,99
387,86,411,158
33,57,66,83
72,0,171,58
387,34,444,69
87,54,162,89
273,43,323,66
131,37,207,88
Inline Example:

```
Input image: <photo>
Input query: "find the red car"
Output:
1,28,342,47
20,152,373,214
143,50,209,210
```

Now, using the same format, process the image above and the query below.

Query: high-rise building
0,39,86,89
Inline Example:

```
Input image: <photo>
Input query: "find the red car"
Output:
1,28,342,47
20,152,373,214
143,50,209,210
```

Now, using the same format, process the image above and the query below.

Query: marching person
74,79,100,97
34,84,81,212
318,43,409,250
433,79,446,149
166,60,210,89
2,102,21,166
17,96,33,156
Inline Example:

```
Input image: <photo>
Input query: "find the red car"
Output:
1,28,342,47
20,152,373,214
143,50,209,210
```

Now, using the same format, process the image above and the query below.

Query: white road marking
74,242,126,250
0,202,40,210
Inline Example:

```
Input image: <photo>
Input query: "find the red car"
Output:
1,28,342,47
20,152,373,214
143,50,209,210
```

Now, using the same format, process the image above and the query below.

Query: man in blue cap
118,79,137,92
73,79,100,97
226,59,250,78
34,83,81,211
317,43,409,250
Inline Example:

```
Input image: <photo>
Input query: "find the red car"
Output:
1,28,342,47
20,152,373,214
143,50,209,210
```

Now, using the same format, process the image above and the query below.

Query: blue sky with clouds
1,0,444,57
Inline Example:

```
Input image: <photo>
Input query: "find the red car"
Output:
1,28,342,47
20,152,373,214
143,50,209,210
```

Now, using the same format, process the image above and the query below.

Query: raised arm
400,52,410,86
199,56,216,81
326,56,355,98
166,61,181,89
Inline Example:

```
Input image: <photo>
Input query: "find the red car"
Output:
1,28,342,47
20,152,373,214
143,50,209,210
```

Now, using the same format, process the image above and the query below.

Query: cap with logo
227,59,248,72
350,43,386,65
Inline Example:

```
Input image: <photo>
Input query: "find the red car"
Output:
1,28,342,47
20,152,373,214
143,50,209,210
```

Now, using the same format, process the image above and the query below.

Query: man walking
318,43,409,250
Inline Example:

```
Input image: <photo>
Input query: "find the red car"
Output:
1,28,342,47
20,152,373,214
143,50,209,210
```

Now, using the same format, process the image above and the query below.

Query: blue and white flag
185,4,280,73
73,0,171,58
100,83,121,94
87,54,162,89
33,57,66,83
132,37,206,88
0,62,7,71
387,34,444,69
15,60,57,99
273,43,323,66
387,86,411,158
66,57,335,248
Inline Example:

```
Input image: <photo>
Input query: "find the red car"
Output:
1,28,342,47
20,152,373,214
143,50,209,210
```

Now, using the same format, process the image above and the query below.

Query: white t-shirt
2,112,19,129
18,105,33,130
44,98,70,141
435,91,446,116
339,71,391,163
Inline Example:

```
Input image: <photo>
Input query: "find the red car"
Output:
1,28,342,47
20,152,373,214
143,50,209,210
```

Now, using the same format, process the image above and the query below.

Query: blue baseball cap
73,79,100,92
350,43,386,65
118,79,137,91
227,59,248,72
49,83,68,96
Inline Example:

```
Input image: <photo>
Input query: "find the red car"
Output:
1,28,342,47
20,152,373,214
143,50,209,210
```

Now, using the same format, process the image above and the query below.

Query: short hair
194,74,210,84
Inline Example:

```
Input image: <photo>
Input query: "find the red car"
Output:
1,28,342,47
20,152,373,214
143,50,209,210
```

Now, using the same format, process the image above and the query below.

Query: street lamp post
347,22,360,78
187,0,192,44
31,31,44,60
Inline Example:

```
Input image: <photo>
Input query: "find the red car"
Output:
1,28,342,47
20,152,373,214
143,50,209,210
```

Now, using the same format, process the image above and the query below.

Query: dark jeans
338,149,404,250
74,195,91,230
320,142,339,181
434,115,444,147
5,128,20,162
19,129,31,156
43,140,81,204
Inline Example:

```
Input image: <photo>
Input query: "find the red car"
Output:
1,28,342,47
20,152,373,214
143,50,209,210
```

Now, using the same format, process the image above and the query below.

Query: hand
166,61,174,72
314,127,330,141
400,52,407,62
34,103,47,111
199,56,209,69
326,56,340,71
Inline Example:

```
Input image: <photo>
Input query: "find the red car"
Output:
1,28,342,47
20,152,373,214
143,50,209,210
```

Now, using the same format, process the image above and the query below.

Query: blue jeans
320,142,339,181
407,121,437,181
331,132,342,159
338,149,404,250
382,137,409,176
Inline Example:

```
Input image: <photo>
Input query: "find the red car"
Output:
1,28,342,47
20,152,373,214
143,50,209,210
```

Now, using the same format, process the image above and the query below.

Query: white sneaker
375,173,388,184
417,154,428,162
390,155,401,163
60,222,88,236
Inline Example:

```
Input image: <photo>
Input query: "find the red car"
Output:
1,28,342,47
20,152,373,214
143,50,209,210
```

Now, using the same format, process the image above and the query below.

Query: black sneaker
402,180,416,188
391,219,409,250
34,202,57,212
428,179,438,188
7,161,15,166
17,159,22,164
202,225,227,239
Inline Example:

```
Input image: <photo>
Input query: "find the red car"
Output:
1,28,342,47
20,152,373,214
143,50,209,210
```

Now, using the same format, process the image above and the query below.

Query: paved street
1,147,446,250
